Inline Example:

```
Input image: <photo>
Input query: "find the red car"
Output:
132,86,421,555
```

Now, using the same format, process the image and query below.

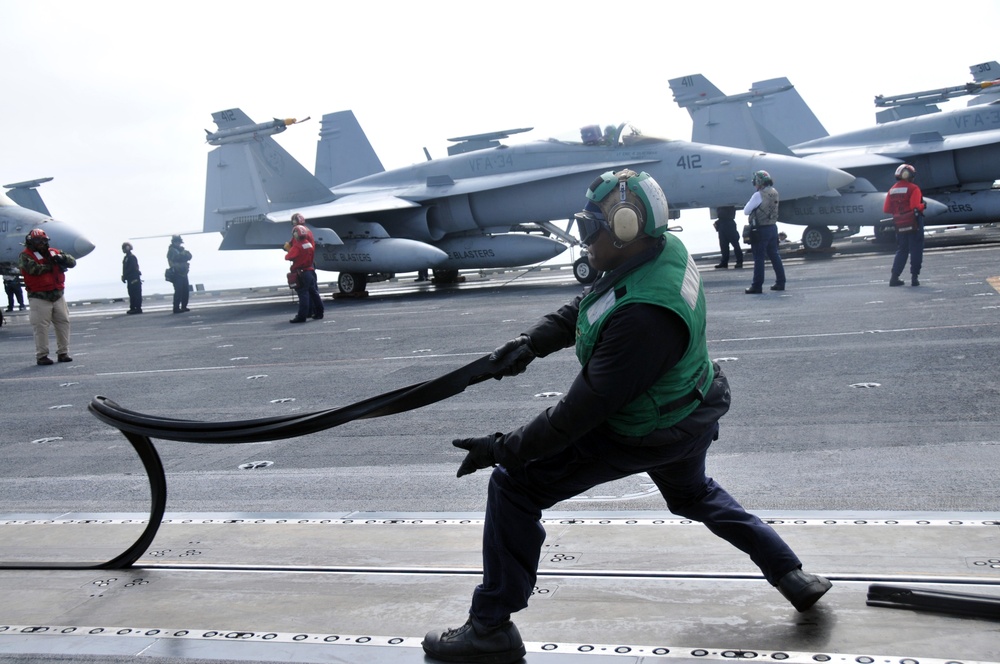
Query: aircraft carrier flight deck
1,228,999,663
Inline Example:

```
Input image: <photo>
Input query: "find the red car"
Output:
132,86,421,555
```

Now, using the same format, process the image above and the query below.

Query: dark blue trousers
717,219,743,266
750,224,785,290
891,228,924,278
469,423,803,625
172,275,189,312
295,269,324,320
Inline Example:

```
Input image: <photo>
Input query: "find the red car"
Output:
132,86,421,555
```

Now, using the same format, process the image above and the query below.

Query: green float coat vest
575,238,712,436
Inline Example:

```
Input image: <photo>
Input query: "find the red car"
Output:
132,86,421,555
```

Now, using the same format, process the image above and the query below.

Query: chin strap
2,354,504,570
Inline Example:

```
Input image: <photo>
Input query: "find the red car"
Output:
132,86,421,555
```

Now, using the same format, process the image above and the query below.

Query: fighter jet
1,178,95,270
202,109,853,292
669,62,1000,250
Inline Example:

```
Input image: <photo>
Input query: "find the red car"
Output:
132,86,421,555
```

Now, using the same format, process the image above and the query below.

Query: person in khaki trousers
18,228,76,365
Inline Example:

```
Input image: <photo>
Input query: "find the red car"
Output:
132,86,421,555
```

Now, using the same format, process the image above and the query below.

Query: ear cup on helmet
581,169,670,244
607,202,641,243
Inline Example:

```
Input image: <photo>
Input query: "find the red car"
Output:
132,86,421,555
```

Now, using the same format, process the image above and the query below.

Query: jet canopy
549,123,658,147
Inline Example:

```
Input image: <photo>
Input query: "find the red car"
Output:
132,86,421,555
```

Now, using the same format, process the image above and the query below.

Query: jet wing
395,159,660,200
797,127,1000,168
266,192,419,222
266,159,658,222
886,127,1000,156
800,150,903,170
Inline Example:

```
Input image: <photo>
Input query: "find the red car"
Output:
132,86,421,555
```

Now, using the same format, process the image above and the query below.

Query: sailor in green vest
422,170,832,664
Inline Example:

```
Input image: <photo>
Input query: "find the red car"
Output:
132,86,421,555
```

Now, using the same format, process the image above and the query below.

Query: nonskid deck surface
2,512,999,663
3,231,1000,662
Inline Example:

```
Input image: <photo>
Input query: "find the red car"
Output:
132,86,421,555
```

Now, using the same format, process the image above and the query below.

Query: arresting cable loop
2,354,504,570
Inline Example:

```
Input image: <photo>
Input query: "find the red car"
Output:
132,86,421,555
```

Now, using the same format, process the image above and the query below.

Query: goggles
574,202,610,246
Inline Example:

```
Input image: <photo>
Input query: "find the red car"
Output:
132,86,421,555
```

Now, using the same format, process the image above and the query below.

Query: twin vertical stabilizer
203,109,334,234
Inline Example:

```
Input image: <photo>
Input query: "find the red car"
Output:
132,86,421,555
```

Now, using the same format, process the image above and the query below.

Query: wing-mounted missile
874,62,1000,121
690,82,794,108
205,117,310,146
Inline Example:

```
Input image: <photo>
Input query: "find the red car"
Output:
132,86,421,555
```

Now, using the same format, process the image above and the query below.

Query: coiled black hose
3,354,501,570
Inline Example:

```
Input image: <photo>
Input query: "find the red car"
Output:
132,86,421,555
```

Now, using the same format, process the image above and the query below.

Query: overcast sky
4,0,999,299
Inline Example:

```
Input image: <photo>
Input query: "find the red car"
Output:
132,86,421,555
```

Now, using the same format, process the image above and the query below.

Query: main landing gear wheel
432,269,462,284
801,225,834,252
573,256,597,284
337,272,367,295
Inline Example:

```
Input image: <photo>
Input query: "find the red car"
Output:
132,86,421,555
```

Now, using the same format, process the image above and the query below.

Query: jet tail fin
315,111,385,188
747,77,829,145
669,74,794,155
3,177,54,215
203,109,334,234
669,74,726,111
967,61,1000,107
969,61,1000,83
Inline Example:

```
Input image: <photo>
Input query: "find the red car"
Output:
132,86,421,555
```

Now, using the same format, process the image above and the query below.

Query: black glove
489,335,536,379
453,433,504,477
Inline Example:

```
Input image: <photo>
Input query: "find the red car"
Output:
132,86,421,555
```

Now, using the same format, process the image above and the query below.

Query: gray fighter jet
202,109,853,292
1,178,95,270
670,62,1000,250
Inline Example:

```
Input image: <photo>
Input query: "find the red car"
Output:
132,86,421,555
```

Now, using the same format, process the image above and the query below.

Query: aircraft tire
432,269,460,284
338,272,368,295
801,225,833,252
574,256,597,284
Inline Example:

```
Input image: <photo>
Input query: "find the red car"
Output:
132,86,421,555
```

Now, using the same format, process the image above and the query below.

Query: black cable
88,353,500,443
2,353,505,570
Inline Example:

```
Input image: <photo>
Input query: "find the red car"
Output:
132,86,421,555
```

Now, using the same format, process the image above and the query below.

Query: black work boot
911,275,920,287
422,616,525,664
777,568,832,612
889,275,904,287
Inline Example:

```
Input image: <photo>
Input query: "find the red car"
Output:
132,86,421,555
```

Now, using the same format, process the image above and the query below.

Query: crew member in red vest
18,228,77,365
284,213,325,323
883,164,927,287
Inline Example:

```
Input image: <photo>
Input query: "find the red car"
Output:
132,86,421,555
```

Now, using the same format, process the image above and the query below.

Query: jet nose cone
40,220,96,259
754,154,856,200
73,235,96,258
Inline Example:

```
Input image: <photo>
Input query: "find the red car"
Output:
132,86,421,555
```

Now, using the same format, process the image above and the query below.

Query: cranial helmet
752,170,773,187
574,169,670,245
895,164,915,180
292,224,310,239
26,228,49,244
122,242,133,252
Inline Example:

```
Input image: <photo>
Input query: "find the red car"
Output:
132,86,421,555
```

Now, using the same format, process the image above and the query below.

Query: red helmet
292,224,310,239
26,228,49,244
895,164,916,180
